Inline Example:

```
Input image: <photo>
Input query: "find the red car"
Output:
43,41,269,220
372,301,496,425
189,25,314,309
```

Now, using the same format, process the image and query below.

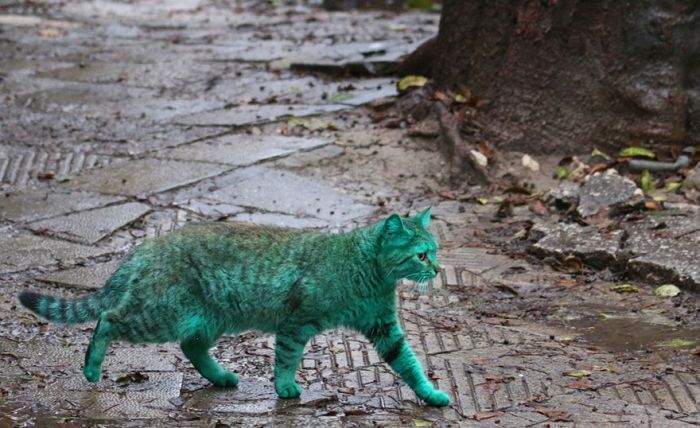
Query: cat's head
376,208,440,284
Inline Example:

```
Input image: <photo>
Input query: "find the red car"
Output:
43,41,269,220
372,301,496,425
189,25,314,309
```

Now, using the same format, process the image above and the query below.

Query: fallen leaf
619,147,656,158
562,255,584,273
484,374,507,382
476,197,489,205
655,284,681,297
644,200,659,210
662,182,683,192
556,278,579,288
476,143,493,158
397,75,428,91
562,380,592,390
531,393,550,403
610,284,639,293
513,228,528,240
470,149,488,167
592,364,623,374
413,418,432,427
331,92,354,102
556,166,569,179
536,407,573,422
521,154,540,172
434,90,447,102
528,199,549,217
438,190,455,200
656,338,696,348
640,169,656,194
591,148,611,160
115,371,149,385
38,28,65,37
287,116,337,131
473,412,500,421
454,94,467,103
564,369,591,378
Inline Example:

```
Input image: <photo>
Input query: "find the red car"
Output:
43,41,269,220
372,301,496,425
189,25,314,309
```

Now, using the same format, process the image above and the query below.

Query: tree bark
408,0,699,153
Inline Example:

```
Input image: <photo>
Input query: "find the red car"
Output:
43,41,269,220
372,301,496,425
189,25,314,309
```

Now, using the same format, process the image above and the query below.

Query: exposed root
435,102,489,186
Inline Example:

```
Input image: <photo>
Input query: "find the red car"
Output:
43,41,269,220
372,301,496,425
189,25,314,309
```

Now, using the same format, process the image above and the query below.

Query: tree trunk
409,0,699,153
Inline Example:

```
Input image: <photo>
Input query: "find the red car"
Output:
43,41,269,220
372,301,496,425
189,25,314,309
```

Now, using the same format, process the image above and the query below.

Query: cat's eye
417,252,428,262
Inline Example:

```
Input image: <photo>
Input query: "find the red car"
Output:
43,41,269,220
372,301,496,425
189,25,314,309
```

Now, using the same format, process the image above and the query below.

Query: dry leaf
528,199,549,217
535,407,573,422
562,380,592,390
474,412,501,421
562,255,583,273
38,28,66,37
563,369,591,378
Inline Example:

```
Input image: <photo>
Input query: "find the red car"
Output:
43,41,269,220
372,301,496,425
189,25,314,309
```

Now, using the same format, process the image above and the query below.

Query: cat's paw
275,381,302,399
83,366,101,383
210,371,239,388
421,389,451,407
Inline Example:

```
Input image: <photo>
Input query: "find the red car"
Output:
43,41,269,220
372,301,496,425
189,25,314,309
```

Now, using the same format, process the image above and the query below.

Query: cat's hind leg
274,325,318,399
180,320,238,387
84,312,117,382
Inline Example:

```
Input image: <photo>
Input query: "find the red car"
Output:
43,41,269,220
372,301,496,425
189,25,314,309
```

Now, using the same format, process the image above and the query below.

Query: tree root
435,102,489,186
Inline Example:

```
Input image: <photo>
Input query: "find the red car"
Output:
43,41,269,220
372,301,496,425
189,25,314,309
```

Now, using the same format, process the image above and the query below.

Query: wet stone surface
0,233,111,274
28,202,151,244
2,0,700,426
0,190,123,222
37,260,121,290
623,213,700,290
160,134,330,166
208,166,376,225
67,159,232,196
175,104,349,127
531,222,625,268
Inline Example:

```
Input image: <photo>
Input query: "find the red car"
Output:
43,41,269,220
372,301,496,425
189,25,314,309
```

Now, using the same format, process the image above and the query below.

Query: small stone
577,171,644,217
521,154,540,172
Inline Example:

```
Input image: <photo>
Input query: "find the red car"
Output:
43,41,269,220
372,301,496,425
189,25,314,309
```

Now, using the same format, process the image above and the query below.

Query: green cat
18,208,450,406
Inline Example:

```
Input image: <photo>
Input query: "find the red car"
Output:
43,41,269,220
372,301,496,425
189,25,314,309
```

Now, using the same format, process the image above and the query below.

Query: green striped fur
18,209,450,406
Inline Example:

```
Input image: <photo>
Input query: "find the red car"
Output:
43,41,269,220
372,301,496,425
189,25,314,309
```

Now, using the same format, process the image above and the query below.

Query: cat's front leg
363,317,450,407
274,327,314,399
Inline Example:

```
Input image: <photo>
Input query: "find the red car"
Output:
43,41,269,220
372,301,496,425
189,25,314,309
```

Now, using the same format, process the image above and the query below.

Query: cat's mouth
407,272,436,284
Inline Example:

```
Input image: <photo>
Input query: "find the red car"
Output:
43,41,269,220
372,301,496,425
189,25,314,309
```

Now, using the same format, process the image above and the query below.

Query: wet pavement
2,1,700,426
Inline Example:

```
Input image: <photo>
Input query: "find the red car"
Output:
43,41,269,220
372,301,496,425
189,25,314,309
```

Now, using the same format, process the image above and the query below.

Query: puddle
549,304,700,353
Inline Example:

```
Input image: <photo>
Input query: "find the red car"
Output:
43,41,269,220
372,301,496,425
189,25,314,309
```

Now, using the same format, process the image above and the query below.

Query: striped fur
18,289,108,323
17,209,450,406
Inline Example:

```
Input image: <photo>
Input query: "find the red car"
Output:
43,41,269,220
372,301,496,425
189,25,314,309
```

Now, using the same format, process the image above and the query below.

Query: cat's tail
18,289,109,323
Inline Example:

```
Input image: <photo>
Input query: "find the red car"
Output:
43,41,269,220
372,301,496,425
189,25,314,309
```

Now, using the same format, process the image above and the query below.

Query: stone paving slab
208,166,376,225
231,212,330,229
28,202,151,244
0,145,120,189
0,189,123,222
284,39,431,76
0,233,111,274
37,260,121,289
160,134,330,166
67,158,231,196
174,104,348,127
531,222,625,269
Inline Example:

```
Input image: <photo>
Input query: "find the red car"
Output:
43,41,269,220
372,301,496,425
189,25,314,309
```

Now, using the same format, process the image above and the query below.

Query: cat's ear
416,207,431,228
384,213,406,236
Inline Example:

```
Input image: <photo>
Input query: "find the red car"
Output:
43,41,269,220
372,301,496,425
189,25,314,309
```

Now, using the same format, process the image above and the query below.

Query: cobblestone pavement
2,1,700,427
